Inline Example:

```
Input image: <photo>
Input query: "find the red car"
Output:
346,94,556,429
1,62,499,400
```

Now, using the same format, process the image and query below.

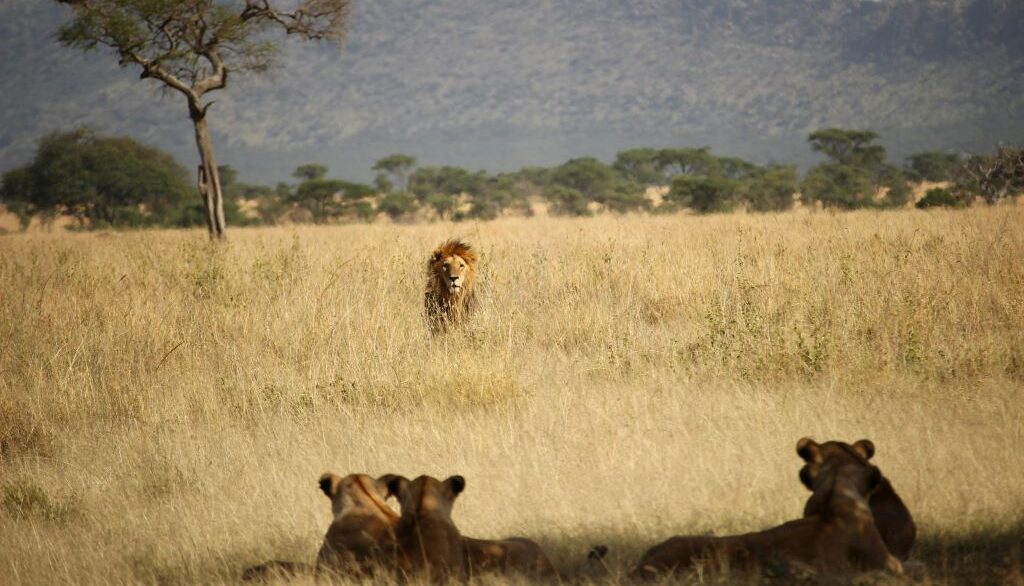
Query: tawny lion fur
630,457,902,580
797,437,916,560
241,472,400,582
424,239,477,333
388,474,468,582
315,472,402,577
463,536,558,579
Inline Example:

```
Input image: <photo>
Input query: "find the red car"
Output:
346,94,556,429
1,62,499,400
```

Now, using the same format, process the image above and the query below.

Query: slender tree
54,0,351,240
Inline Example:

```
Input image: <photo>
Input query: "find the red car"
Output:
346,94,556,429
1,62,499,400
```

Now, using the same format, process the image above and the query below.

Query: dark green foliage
905,151,961,182
614,148,663,184
801,163,875,209
545,157,646,214
739,165,798,212
372,154,417,192
377,192,418,220
876,165,912,208
409,166,487,200
916,187,966,209
807,128,883,165
717,156,762,181
0,128,193,229
292,164,328,182
426,193,458,219
546,186,590,216
654,147,720,178
666,175,739,213
288,166,375,223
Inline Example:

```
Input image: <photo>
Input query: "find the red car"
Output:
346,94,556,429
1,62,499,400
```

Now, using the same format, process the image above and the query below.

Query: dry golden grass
1,206,1023,585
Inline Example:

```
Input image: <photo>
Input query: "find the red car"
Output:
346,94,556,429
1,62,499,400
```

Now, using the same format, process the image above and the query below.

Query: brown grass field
1,205,1022,584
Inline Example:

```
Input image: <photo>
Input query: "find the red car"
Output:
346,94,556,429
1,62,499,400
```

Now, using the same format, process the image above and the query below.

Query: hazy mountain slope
1,0,1022,185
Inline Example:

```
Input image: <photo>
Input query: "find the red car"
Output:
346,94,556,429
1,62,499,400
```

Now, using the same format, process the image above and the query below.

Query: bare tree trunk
189,102,227,240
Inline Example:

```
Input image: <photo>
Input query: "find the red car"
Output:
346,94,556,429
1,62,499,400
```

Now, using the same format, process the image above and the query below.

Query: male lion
630,458,902,580
424,239,477,334
387,474,468,582
797,437,916,560
241,472,400,582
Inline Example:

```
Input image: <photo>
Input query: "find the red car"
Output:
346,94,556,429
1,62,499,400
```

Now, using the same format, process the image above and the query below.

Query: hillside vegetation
1,206,1023,584
3,0,1023,183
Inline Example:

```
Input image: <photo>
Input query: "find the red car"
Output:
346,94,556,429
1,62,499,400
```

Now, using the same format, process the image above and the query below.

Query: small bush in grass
917,187,966,209
2,479,77,522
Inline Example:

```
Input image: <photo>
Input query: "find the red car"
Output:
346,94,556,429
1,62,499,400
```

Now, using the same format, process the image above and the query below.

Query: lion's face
434,253,472,295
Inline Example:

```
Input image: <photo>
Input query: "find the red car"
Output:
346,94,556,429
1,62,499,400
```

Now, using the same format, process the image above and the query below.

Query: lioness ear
384,474,408,499
796,437,822,463
319,473,341,498
852,439,876,460
446,475,466,496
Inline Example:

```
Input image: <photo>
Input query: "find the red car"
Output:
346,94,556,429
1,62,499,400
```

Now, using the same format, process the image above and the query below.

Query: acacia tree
55,0,351,240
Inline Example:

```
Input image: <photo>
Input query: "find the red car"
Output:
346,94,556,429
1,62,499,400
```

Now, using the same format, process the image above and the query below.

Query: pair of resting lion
244,472,555,582
626,437,915,580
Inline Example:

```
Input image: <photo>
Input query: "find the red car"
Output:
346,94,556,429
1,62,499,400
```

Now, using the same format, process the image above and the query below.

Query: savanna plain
1,206,1022,585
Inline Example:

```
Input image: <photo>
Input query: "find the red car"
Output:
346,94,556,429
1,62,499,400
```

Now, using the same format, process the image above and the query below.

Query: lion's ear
383,474,408,499
319,473,341,499
797,437,822,463
852,439,875,460
446,475,466,497
431,251,442,263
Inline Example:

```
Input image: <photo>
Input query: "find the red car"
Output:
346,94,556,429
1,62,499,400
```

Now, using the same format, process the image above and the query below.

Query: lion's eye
459,263,465,268
443,263,450,269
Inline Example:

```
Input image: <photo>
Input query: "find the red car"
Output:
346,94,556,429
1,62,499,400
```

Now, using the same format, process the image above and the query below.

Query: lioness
424,239,477,334
797,437,916,560
241,472,400,582
316,472,401,577
387,474,468,582
463,536,558,579
630,461,902,580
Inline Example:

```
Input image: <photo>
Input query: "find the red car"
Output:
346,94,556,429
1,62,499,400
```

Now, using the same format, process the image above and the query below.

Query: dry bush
0,206,1022,584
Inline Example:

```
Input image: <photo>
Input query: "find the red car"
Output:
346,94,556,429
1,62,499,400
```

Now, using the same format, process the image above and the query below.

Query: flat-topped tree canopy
53,0,351,240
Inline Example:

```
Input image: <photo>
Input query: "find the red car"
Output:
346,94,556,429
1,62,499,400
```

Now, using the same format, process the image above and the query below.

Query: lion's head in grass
424,239,478,334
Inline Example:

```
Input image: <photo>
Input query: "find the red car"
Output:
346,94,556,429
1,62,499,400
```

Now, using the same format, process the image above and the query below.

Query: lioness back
315,472,401,577
797,437,916,560
463,536,557,578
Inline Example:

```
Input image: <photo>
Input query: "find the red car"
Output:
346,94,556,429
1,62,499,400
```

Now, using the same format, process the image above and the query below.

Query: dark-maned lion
387,474,468,582
463,536,558,579
630,460,902,580
797,437,916,560
424,239,477,334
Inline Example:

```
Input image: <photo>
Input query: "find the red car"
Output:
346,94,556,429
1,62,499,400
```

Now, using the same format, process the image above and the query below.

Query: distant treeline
1,127,1021,230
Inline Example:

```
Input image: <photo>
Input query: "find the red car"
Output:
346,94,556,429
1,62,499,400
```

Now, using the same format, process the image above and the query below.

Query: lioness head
796,437,875,492
386,474,466,519
319,472,399,520
428,239,477,298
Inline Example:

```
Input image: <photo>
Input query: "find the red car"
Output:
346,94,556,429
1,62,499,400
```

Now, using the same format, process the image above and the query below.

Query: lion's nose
448,275,459,283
